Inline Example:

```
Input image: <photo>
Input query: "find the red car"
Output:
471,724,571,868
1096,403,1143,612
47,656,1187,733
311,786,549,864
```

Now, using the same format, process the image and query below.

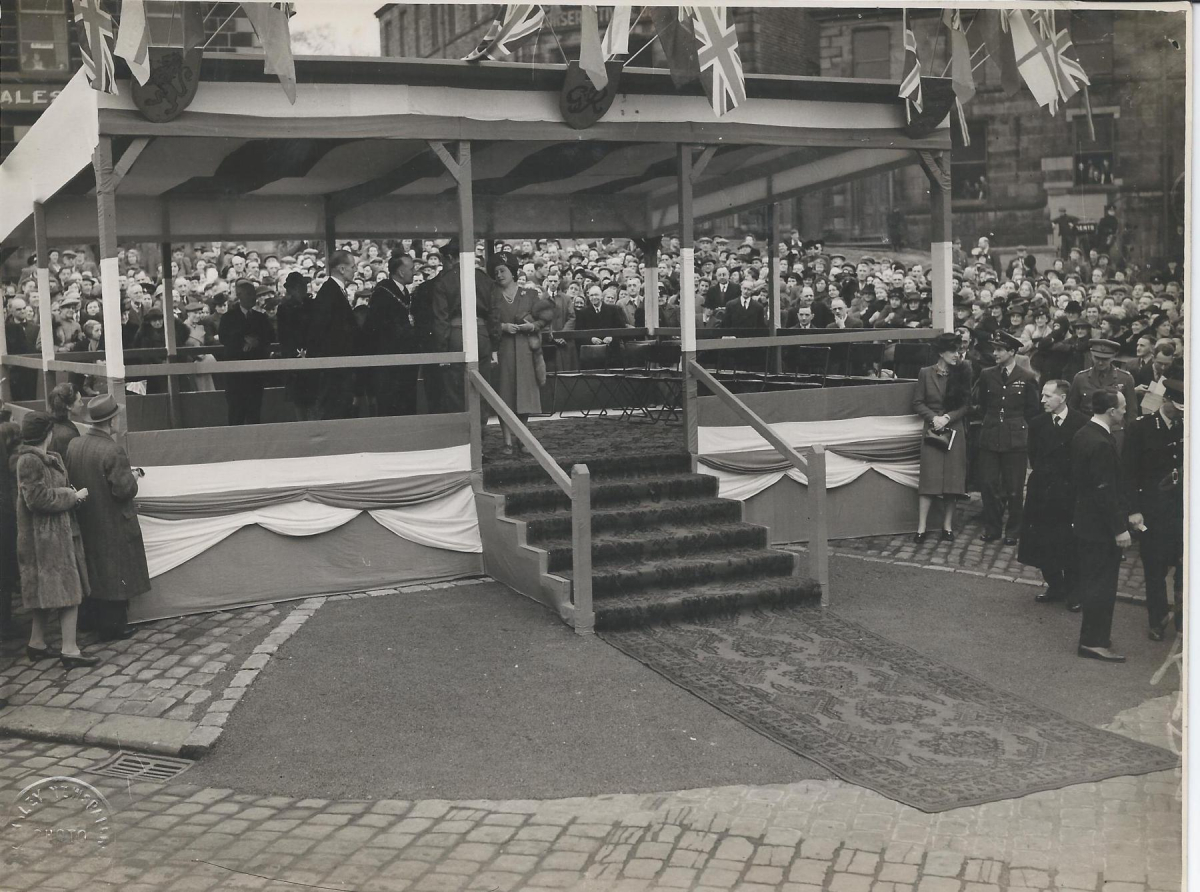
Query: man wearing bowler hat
975,330,1040,544
65,395,150,641
1123,363,1185,640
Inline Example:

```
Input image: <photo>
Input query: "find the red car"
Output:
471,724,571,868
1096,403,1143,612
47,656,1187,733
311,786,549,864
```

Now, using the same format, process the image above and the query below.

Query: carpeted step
496,473,719,515
594,577,822,631
483,451,693,489
567,547,797,598
542,523,769,573
517,497,743,542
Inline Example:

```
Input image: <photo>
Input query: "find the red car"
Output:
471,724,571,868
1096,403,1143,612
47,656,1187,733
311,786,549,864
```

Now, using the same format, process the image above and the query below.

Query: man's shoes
1002,537,1019,546
1035,590,1061,603
99,627,136,642
1148,626,1165,642
1077,645,1126,663
1067,601,1083,612
1148,616,1172,641
980,532,1000,543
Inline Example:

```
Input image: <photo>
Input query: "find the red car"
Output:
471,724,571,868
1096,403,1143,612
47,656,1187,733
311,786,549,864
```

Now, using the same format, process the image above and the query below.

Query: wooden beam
455,140,482,474
111,137,153,188
808,446,830,604
690,144,719,183
92,137,127,440
925,150,953,333
677,144,698,457
917,149,952,192
323,194,337,264
32,202,54,404
429,140,468,184
161,238,181,428
768,199,782,374
571,464,594,636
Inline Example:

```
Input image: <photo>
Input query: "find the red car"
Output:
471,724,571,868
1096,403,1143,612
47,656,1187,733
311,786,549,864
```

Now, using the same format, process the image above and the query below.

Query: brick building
809,8,1187,268
0,1,259,162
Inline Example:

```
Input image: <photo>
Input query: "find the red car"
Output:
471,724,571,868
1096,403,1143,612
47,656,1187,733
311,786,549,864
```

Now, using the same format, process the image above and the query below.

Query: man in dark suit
720,291,767,330
367,253,419,416
574,284,629,335
428,242,499,417
1018,379,1089,610
218,279,274,425
975,331,1040,544
307,250,360,420
1124,366,1184,640
1071,389,1131,662
704,266,740,323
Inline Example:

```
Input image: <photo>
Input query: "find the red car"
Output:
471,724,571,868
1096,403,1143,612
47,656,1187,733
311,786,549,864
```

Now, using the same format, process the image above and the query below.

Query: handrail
2,350,466,377
687,360,830,604
468,368,593,634
694,328,936,350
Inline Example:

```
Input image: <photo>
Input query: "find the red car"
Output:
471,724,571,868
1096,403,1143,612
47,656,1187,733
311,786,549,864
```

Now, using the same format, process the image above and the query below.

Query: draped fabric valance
697,415,923,456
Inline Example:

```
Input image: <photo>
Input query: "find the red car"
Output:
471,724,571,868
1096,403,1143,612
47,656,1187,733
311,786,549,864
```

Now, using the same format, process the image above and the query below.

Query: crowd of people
0,226,1186,669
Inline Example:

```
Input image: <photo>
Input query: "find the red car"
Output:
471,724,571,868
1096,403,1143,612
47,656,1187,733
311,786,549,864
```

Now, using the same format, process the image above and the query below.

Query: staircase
480,447,820,631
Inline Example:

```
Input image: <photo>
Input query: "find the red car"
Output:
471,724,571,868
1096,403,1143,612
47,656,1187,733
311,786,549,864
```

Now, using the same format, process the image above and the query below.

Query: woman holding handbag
912,331,972,543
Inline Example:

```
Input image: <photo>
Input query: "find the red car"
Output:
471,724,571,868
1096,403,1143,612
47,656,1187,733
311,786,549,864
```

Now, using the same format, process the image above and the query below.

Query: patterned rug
601,608,1180,812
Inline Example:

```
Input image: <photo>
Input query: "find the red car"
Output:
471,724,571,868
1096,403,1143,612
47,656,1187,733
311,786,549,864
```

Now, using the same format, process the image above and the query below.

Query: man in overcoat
367,253,419,416
1071,390,1130,662
428,242,499,418
1018,379,1089,610
1067,338,1139,426
1124,366,1184,640
218,279,273,425
975,331,1040,544
307,250,360,420
66,395,150,641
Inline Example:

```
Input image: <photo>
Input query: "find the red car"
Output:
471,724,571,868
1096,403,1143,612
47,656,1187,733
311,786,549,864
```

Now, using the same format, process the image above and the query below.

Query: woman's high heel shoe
913,532,928,544
59,653,100,670
940,530,955,542
27,644,60,662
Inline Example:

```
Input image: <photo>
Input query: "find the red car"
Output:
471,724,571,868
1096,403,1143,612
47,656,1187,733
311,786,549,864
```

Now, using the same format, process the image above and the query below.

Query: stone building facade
809,8,1187,268
0,0,258,162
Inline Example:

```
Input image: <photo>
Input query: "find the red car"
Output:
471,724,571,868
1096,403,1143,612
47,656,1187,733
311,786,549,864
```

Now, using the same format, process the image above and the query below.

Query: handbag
924,423,955,451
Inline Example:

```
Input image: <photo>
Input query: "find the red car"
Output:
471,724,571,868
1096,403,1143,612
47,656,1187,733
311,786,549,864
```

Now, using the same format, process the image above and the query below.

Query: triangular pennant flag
242,2,297,104
465,5,545,62
602,5,633,57
941,8,975,105
114,0,150,86
72,0,118,95
579,6,608,89
650,6,699,87
693,6,746,117
181,0,206,53
975,8,1021,96
1008,9,1059,112
898,14,923,123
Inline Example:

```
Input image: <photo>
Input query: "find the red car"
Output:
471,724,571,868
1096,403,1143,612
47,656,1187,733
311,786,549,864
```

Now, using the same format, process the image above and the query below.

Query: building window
1074,114,1116,186
1068,11,1114,78
951,121,988,201
851,28,891,79
18,0,70,74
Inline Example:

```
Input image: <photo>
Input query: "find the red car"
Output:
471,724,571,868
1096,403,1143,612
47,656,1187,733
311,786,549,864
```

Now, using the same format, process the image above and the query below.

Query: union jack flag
465,5,545,62
693,6,745,117
72,0,117,95
1052,28,1090,101
898,17,923,122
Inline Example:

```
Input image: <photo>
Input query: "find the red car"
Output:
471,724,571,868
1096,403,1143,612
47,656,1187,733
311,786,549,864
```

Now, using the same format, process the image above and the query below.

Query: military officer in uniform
976,331,1040,544
1067,339,1139,445
1124,364,1184,640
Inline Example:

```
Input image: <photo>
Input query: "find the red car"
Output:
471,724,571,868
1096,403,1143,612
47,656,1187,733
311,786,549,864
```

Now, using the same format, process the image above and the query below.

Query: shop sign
0,84,63,110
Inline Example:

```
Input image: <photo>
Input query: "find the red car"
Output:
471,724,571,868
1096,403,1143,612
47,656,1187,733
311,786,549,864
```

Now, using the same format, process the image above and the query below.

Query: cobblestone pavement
0,686,1180,892
826,496,1158,606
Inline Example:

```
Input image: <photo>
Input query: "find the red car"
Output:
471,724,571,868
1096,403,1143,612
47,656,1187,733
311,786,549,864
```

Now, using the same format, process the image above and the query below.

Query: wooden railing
687,360,830,605
468,369,594,635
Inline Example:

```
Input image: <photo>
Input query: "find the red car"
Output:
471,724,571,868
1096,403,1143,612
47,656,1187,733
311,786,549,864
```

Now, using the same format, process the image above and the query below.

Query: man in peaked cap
975,330,1041,545
1066,338,1138,426
1123,362,1184,640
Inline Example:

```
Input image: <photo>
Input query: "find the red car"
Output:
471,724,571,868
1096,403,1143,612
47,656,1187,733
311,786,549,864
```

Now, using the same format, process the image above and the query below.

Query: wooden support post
32,202,54,404
809,445,830,606
324,195,337,266
0,262,9,401
921,150,954,333
447,141,482,475
161,238,181,428
677,144,699,457
93,138,127,440
643,240,659,335
571,464,594,636
767,198,782,374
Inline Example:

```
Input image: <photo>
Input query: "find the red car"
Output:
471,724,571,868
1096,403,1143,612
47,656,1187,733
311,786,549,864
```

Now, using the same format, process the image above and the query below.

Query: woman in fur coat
13,412,99,668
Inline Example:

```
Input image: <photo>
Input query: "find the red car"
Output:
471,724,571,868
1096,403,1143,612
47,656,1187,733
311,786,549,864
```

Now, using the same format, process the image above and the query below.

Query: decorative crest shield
131,47,202,123
903,77,957,140
560,61,624,130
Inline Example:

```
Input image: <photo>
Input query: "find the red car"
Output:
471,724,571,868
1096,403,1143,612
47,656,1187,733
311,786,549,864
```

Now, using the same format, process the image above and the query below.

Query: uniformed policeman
1124,364,1184,640
1067,339,1139,441
976,330,1041,544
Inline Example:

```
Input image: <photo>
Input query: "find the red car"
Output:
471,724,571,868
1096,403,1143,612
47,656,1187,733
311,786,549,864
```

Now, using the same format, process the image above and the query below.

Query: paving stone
831,873,875,892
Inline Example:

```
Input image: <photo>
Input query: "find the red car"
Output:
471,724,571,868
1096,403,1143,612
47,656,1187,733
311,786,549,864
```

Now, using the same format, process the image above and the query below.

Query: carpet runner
601,606,1180,812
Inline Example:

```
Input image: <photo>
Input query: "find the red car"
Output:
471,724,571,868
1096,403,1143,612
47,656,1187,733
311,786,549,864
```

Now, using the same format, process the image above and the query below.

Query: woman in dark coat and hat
13,411,98,668
912,332,972,542
65,395,150,641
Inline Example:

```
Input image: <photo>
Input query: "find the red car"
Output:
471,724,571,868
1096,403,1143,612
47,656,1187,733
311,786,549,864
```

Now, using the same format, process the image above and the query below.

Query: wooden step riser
502,475,719,515
595,585,821,632
522,499,744,543
545,526,769,574
588,552,796,598
483,452,693,489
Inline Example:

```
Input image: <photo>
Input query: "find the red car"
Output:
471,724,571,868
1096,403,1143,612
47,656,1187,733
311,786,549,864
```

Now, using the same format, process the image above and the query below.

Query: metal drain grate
89,753,194,782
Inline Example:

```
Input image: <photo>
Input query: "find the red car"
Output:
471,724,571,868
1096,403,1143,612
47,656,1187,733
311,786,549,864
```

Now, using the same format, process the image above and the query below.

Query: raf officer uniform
1123,370,1185,638
1017,402,1089,607
976,331,1040,542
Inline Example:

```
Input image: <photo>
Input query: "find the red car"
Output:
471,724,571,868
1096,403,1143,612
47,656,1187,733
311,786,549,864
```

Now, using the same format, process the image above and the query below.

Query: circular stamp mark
5,776,114,868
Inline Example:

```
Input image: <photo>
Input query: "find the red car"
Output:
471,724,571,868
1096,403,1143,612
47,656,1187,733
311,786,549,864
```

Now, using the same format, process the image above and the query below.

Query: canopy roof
0,55,951,246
